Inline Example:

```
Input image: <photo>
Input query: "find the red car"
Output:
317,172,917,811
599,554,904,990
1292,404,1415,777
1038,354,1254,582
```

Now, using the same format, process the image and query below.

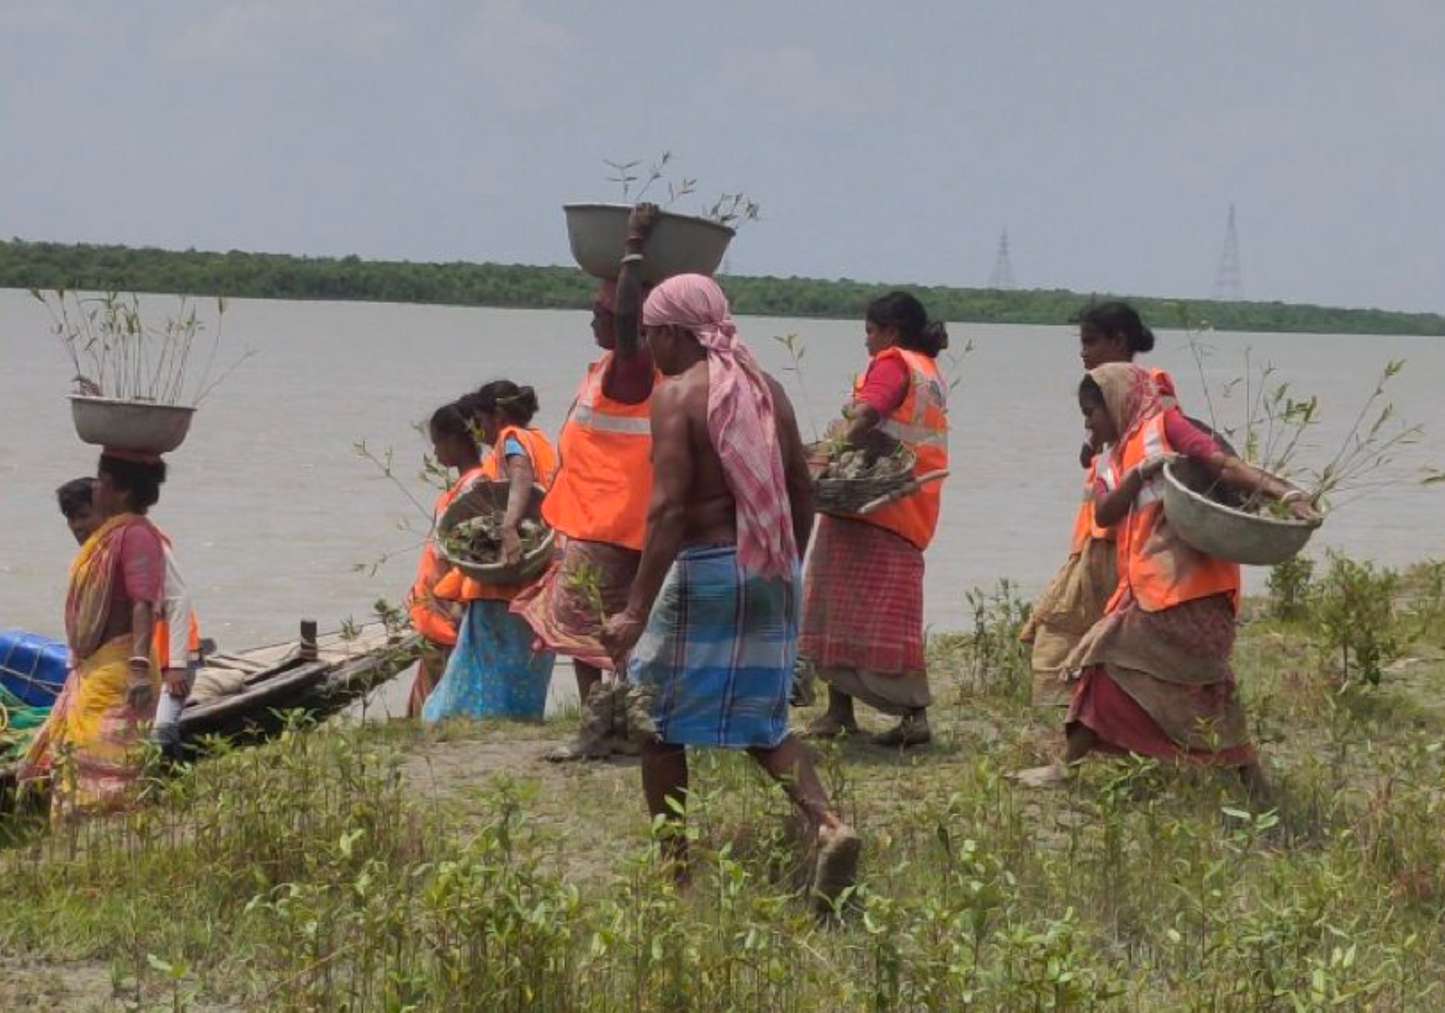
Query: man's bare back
605,316,816,664
654,360,814,555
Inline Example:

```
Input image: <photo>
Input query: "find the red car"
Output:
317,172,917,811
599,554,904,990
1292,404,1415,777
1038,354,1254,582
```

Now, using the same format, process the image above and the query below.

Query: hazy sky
2,1,1441,312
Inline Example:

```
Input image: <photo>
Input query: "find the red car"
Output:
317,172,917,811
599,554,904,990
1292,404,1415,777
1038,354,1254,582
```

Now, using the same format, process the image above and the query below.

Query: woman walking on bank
405,400,489,716
1017,364,1317,791
425,382,559,723
802,292,949,748
1022,302,1175,706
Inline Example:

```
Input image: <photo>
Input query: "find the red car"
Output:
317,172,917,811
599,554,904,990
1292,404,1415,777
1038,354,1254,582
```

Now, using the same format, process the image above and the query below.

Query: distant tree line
2,238,1441,336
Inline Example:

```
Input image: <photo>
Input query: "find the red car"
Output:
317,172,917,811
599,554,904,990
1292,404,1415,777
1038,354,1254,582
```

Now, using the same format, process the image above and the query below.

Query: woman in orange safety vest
405,399,487,717
512,202,659,761
1015,364,1318,795
801,291,950,749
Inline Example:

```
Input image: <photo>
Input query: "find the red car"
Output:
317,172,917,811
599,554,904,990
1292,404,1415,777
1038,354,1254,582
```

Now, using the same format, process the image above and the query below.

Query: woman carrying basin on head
22,452,170,817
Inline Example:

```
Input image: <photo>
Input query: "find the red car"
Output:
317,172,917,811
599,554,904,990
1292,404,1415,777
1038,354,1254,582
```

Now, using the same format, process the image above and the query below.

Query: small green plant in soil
1266,554,1316,623
1314,551,1402,685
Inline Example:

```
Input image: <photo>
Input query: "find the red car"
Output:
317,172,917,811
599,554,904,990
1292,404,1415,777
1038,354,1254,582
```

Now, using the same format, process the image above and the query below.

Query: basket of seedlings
811,430,944,516
41,290,247,455
436,480,556,585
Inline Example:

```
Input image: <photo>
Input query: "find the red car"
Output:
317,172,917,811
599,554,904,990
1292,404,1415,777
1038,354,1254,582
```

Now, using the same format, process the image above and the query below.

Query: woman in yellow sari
22,452,167,817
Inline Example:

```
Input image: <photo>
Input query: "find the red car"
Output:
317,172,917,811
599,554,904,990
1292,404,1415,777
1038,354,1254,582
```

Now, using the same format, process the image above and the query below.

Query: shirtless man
602,274,859,909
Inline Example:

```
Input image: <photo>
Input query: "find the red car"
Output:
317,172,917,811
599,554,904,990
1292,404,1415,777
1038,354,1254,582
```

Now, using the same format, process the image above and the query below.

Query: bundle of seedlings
811,429,919,515
40,288,250,453
442,515,547,566
435,480,555,584
1166,318,1429,563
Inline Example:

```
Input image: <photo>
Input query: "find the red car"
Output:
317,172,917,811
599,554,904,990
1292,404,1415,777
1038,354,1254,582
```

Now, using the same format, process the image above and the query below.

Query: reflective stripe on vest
567,402,652,435
543,354,654,549
849,347,949,550
1070,453,1119,553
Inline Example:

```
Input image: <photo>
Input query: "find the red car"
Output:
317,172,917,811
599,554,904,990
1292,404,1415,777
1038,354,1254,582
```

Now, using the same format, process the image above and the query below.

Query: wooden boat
1,620,419,797
179,621,419,740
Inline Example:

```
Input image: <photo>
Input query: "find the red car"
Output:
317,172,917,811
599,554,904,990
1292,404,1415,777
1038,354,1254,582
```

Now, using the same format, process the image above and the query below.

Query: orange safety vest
153,614,202,669
1068,457,1118,554
408,464,487,646
434,426,558,604
542,353,654,551
1107,411,1239,614
850,347,949,550
1067,366,1175,556
153,529,201,668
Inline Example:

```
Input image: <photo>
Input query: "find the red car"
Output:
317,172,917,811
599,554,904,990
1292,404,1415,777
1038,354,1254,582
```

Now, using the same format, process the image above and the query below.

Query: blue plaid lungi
628,545,800,749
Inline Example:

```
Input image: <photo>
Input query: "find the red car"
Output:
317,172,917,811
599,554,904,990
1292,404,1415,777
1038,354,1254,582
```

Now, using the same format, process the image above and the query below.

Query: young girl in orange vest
801,291,950,748
424,382,558,723
1022,302,1177,706
1016,364,1318,796
405,400,487,717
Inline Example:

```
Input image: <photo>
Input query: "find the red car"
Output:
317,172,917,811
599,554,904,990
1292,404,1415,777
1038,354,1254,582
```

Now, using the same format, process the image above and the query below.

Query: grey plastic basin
70,395,195,454
1162,459,1321,566
564,203,735,283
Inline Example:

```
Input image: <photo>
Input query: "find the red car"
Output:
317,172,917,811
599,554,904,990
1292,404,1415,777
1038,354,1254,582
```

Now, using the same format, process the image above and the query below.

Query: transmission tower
987,228,1016,289
1211,203,1243,300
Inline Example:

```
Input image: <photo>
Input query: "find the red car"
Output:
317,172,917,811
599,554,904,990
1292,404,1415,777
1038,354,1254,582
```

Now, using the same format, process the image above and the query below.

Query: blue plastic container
0,629,68,706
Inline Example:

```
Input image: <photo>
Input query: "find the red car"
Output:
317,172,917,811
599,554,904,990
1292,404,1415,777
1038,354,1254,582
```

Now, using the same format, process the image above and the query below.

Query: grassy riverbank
4,238,1444,335
3,558,1445,1011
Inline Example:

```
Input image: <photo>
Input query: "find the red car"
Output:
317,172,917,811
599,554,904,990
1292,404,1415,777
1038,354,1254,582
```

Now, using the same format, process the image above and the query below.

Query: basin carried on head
71,395,195,455
1162,458,1321,566
564,203,735,283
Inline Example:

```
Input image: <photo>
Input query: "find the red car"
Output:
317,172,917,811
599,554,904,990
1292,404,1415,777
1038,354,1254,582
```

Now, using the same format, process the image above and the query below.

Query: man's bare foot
1012,763,1069,789
812,823,861,914
802,715,861,739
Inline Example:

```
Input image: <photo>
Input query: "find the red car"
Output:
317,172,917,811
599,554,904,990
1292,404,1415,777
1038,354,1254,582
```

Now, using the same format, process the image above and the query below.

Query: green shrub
1314,552,1402,684
1266,555,1315,623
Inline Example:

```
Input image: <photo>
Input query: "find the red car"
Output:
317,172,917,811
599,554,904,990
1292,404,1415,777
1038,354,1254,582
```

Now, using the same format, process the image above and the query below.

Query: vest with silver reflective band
542,354,654,550
850,347,949,550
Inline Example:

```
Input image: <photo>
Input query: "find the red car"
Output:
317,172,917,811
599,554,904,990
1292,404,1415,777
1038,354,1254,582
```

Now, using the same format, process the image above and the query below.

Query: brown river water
3,289,1442,712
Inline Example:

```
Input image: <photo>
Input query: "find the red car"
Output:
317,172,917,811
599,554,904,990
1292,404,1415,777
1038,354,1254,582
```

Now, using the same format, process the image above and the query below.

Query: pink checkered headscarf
642,274,798,579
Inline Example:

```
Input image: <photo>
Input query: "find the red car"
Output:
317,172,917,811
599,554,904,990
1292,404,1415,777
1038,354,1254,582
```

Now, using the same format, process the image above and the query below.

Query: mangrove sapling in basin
604,150,761,230
1181,310,1427,516
38,288,250,405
